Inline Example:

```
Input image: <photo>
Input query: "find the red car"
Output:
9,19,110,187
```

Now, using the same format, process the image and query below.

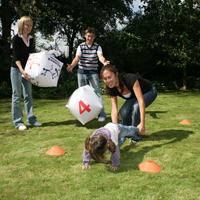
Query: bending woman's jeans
118,85,157,146
119,85,157,126
10,67,37,128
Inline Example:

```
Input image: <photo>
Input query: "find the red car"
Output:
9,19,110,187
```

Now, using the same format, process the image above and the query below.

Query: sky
132,0,145,12
11,0,145,56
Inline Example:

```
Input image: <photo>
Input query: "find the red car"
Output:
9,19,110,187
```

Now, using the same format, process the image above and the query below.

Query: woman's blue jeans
118,85,157,145
10,67,37,128
77,73,107,118
119,85,157,126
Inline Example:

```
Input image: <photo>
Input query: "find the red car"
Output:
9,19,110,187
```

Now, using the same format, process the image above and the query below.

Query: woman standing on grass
10,16,42,130
100,64,157,144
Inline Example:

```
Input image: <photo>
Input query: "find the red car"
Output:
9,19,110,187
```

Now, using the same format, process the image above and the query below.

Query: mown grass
0,90,200,200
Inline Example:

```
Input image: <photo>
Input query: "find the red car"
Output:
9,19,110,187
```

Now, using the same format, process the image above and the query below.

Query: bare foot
138,130,149,135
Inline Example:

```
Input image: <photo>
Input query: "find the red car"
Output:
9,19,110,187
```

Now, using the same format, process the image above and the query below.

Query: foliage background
0,0,200,99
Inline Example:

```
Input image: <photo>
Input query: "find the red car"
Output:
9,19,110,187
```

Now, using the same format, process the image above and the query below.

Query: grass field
0,91,200,200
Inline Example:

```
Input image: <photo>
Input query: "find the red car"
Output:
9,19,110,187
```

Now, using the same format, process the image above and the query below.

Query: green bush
32,80,78,99
152,80,166,91
32,87,59,99
165,81,179,90
100,81,106,95
152,79,179,91
0,81,12,98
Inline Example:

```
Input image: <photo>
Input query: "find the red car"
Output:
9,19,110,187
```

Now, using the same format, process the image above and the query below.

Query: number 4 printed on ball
79,100,91,114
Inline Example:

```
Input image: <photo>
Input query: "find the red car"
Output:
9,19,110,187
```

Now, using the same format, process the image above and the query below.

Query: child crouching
82,122,149,171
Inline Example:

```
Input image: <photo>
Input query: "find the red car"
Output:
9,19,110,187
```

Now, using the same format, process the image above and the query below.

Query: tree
139,0,200,89
1,0,42,57
1,0,11,57
0,0,17,83
100,0,200,89
32,0,135,86
0,0,42,84
36,0,134,61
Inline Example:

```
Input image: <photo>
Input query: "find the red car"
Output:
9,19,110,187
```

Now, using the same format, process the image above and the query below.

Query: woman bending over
100,64,157,144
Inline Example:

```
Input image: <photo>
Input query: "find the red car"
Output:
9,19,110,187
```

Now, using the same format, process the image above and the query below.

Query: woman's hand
15,61,31,82
110,166,117,171
22,71,31,82
81,165,91,169
137,123,145,133
137,123,149,135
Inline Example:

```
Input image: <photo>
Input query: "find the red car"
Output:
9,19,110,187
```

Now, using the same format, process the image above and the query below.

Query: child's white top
104,123,119,146
76,45,103,57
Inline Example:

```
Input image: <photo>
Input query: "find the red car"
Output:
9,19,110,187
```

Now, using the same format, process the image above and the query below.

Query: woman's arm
110,96,119,123
133,80,146,132
12,36,31,81
15,60,31,82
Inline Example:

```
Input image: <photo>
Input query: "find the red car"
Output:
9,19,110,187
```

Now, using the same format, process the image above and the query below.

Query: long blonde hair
18,16,33,35
85,134,116,163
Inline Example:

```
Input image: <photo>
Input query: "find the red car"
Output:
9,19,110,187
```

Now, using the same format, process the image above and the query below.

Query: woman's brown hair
100,64,125,95
85,134,116,163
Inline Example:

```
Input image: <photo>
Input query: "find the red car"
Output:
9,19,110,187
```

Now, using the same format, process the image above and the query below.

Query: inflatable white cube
23,51,63,87
66,85,104,125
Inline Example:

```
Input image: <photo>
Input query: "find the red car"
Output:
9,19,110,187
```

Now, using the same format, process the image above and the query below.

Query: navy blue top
107,73,153,99
11,34,33,69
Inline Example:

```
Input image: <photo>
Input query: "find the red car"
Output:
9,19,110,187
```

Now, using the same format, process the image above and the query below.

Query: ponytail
107,138,116,153
85,136,91,154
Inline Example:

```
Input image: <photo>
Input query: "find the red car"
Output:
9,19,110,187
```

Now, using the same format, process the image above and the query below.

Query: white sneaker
33,121,42,127
130,138,142,143
98,117,106,122
18,124,27,130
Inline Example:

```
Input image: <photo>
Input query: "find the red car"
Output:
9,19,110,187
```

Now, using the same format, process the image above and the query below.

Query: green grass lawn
0,91,200,200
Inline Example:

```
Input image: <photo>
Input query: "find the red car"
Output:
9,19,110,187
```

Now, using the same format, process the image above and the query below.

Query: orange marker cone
138,160,162,173
179,119,191,125
46,146,66,155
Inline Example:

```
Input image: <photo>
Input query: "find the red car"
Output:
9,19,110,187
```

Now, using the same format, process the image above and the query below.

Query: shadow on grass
146,111,167,118
40,115,112,129
1,130,27,137
114,129,194,173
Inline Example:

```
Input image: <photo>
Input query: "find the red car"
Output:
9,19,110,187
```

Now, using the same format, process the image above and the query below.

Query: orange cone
138,160,161,173
46,146,66,155
179,119,191,125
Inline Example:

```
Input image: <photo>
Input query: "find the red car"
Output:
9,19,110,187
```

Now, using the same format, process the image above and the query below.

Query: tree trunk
183,65,187,90
2,0,11,57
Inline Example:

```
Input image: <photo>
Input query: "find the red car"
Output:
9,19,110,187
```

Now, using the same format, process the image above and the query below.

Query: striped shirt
77,42,102,74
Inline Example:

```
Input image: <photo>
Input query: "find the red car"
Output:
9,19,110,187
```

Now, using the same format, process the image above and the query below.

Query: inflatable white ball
23,51,63,87
66,85,104,125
